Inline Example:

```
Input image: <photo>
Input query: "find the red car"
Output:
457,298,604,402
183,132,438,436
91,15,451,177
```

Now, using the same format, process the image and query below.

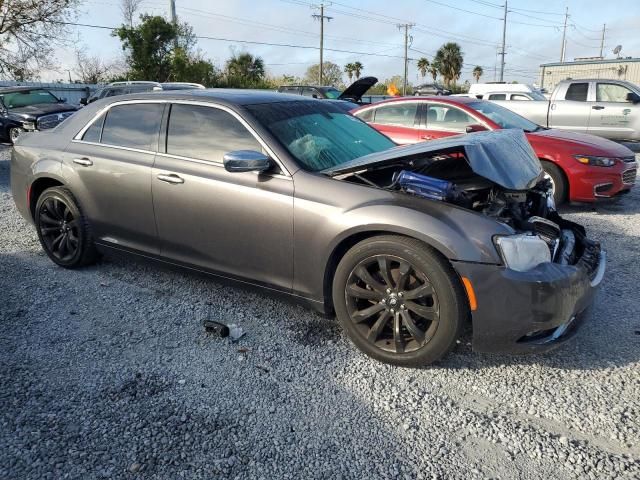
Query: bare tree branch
0,0,79,80
120,0,143,28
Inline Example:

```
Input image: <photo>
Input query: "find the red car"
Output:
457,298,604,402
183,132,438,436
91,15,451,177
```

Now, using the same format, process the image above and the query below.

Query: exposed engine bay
339,146,599,270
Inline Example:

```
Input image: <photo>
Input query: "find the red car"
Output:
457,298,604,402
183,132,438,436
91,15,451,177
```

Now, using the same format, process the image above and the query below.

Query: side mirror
59,97,67,103
79,97,88,106
223,150,271,173
626,92,640,104
465,124,488,133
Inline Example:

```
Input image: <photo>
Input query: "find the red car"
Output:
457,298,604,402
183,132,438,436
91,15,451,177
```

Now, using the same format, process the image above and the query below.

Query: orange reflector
461,277,477,311
576,156,590,164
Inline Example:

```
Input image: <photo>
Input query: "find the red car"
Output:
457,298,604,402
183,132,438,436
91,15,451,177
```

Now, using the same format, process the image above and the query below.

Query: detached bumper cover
452,241,605,354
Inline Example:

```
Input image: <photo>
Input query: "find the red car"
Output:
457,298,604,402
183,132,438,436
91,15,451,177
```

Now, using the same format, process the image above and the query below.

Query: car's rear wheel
9,127,22,144
541,161,567,205
35,186,98,268
333,235,467,366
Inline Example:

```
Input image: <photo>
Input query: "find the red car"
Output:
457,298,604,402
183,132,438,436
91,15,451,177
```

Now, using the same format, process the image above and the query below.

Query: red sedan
352,97,637,204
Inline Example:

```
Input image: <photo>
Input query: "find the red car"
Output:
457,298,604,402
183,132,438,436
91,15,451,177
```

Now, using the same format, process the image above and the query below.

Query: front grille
622,168,637,185
37,111,75,130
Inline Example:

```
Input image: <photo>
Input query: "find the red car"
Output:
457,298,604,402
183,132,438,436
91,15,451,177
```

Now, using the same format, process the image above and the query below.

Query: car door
548,82,592,134
587,82,638,140
420,103,479,140
366,101,421,144
152,102,294,291
64,101,164,254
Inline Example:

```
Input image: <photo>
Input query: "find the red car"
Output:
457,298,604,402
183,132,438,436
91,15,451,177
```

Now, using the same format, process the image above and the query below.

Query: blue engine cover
395,170,454,201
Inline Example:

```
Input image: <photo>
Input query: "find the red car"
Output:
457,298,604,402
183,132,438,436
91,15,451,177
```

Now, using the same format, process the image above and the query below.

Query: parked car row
11,90,606,366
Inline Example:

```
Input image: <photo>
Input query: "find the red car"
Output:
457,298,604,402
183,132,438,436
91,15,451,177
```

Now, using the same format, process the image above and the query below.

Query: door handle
73,157,93,167
592,105,605,110
157,173,184,184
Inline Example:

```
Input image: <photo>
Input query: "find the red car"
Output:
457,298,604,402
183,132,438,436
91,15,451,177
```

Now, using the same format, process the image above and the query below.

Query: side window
104,88,121,97
301,87,319,98
425,105,476,132
596,83,633,102
354,108,374,122
82,112,106,142
281,87,300,95
487,94,507,100
565,83,588,102
101,103,164,150
511,94,531,101
372,103,418,127
167,104,262,163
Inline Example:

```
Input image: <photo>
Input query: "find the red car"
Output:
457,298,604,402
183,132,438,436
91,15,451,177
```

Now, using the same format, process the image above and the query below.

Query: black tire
35,186,98,268
333,235,468,367
541,161,567,206
9,127,21,144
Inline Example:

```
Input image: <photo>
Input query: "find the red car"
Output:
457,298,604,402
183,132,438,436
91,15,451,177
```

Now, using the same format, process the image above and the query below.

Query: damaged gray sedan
10,91,605,366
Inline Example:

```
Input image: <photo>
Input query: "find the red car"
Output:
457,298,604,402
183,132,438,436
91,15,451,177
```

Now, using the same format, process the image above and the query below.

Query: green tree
304,62,343,86
352,61,363,79
225,52,265,84
170,49,220,86
416,57,430,79
428,60,440,83
472,65,483,83
114,15,196,81
344,63,355,82
434,42,463,87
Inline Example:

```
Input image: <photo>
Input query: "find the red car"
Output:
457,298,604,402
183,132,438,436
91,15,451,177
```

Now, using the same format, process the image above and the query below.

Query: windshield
0,89,59,108
467,101,540,132
246,101,396,171
322,88,342,99
528,91,547,100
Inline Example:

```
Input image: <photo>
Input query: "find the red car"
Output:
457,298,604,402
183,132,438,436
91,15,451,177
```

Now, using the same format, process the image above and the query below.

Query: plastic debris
227,324,245,342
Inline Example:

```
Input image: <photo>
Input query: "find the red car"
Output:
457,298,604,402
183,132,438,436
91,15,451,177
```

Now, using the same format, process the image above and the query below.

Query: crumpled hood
528,128,635,157
8,102,78,120
324,129,544,191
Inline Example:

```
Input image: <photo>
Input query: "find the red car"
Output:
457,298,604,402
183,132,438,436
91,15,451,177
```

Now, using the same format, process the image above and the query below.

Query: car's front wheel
333,235,467,366
9,127,22,144
35,186,98,268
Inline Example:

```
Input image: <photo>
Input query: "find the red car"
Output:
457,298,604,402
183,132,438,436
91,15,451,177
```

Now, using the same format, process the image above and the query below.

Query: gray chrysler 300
10,90,606,366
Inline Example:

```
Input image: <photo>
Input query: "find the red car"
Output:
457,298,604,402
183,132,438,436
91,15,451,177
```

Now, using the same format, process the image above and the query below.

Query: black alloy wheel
35,186,98,268
333,235,467,366
345,255,440,354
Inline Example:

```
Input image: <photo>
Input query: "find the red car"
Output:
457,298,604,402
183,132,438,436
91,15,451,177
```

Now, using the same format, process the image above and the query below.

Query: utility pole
398,23,414,95
312,4,333,85
170,0,178,50
560,7,569,62
499,1,507,82
599,23,606,58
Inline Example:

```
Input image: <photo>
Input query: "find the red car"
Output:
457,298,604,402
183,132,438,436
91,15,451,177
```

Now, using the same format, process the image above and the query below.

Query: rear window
101,103,163,150
565,83,588,102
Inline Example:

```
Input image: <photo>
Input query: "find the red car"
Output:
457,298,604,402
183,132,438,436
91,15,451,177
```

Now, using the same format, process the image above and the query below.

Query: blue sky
55,0,640,85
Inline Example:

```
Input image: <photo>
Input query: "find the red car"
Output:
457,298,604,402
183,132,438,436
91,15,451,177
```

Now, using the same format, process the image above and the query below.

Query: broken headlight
573,155,616,167
495,234,551,272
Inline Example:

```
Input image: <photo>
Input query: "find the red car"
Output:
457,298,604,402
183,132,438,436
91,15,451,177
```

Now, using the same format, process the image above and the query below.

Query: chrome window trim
72,99,291,177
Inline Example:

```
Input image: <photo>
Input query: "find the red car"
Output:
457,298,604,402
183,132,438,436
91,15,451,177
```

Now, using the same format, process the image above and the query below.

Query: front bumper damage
453,239,605,355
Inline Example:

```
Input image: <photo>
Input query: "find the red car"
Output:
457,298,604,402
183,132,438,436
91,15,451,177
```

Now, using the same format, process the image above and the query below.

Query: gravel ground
1,144,639,480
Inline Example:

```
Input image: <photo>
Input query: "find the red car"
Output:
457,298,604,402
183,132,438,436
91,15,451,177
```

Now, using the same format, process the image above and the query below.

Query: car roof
96,89,314,106
0,86,51,93
352,95,478,111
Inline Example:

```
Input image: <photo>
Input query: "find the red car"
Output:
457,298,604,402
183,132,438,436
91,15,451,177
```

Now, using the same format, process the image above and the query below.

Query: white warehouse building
539,57,640,91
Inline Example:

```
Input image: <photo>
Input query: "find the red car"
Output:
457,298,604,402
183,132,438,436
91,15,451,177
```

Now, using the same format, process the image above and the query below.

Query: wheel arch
538,157,570,199
29,177,65,219
321,229,456,314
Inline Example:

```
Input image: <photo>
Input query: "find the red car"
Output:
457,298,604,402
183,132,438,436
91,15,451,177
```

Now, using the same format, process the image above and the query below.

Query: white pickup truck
490,79,640,141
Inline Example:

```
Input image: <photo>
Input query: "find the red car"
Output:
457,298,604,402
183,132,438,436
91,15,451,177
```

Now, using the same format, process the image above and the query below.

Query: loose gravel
1,145,639,479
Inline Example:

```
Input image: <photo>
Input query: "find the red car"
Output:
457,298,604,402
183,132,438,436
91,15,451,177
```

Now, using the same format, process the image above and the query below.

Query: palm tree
416,57,429,79
472,66,483,83
226,52,265,83
353,61,363,79
434,42,463,87
428,60,440,83
344,63,355,82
